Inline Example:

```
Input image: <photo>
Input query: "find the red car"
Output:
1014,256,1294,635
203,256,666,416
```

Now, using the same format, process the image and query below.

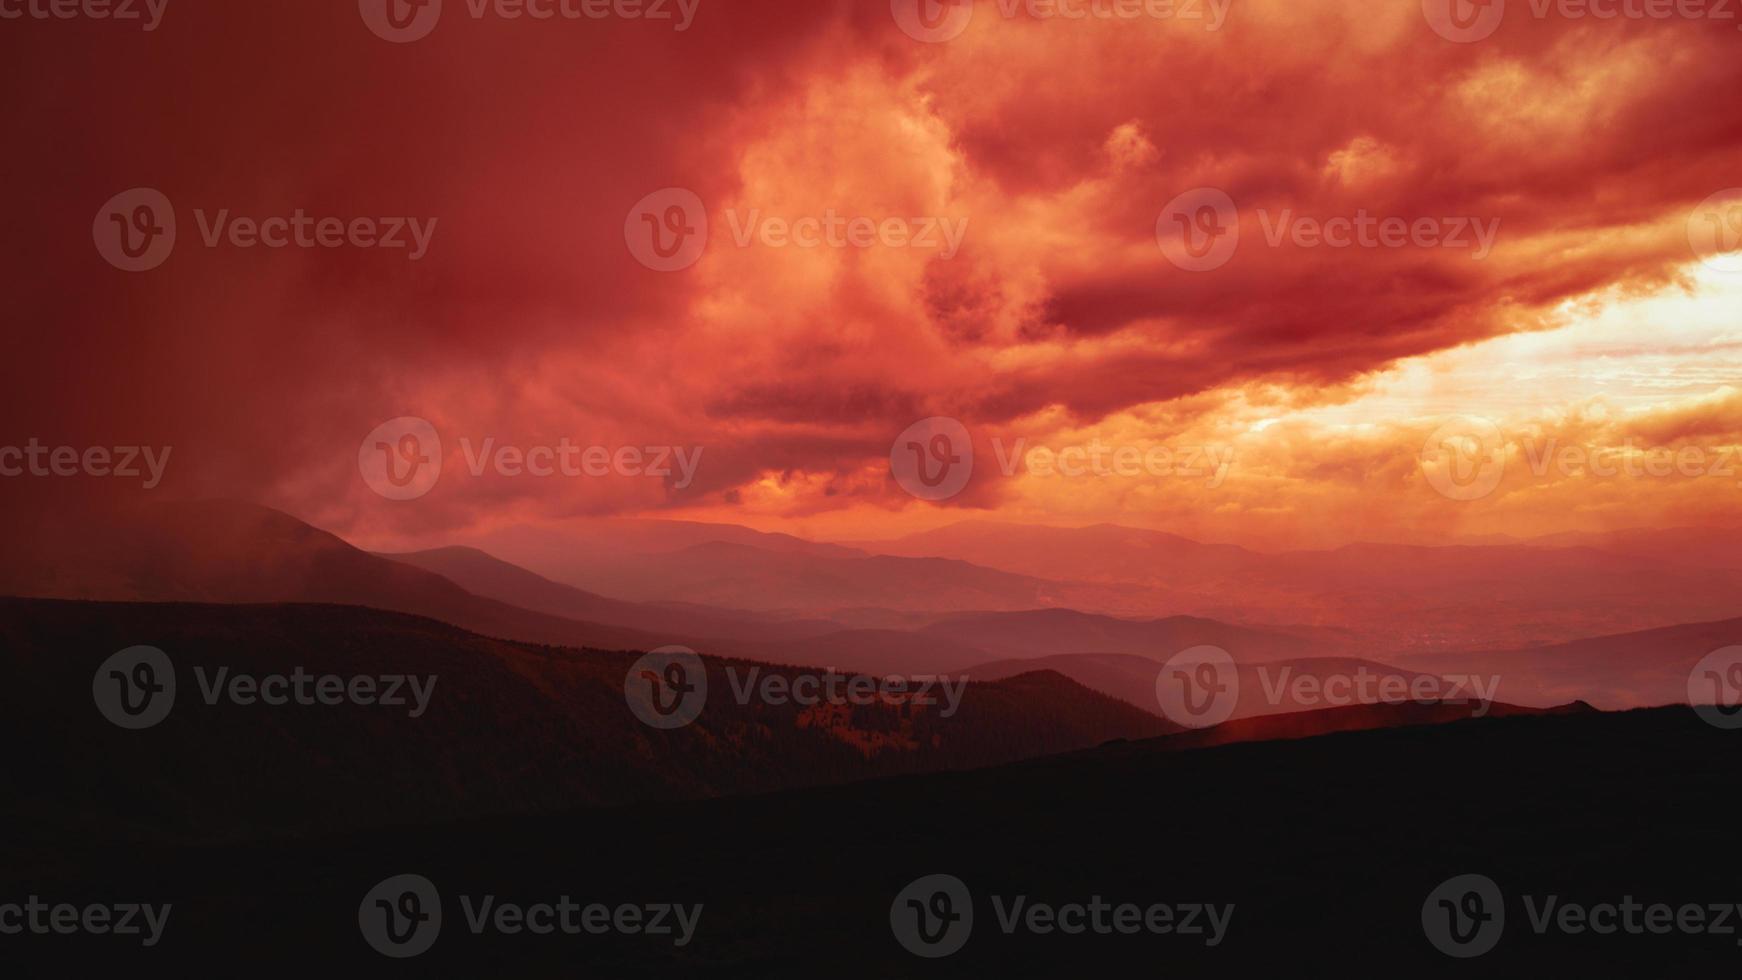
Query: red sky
6,0,1741,550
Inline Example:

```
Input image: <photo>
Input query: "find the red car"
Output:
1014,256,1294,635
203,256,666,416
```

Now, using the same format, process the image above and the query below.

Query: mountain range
4,500,1736,715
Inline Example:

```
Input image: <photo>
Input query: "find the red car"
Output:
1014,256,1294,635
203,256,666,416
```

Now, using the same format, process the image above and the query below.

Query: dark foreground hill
5,705,1737,974
0,597,1171,843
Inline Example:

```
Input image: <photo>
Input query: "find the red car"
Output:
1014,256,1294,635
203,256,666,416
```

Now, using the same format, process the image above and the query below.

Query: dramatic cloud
4,0,1738,547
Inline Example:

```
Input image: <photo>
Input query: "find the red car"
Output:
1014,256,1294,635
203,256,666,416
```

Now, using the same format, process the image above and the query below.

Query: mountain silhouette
385,544,846,643
3,596,1173,841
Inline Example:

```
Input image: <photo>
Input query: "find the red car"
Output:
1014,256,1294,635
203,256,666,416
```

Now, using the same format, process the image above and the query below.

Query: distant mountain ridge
919,608,1349,662
1409,614,1742,709
851,520,1742,650
384,545,847,644
0,501,1373,681
5,500,1736,712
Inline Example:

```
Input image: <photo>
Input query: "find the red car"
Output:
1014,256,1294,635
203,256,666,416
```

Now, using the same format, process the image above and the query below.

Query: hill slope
384,544,845,643
0,596,1174,842
0,499,688,652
